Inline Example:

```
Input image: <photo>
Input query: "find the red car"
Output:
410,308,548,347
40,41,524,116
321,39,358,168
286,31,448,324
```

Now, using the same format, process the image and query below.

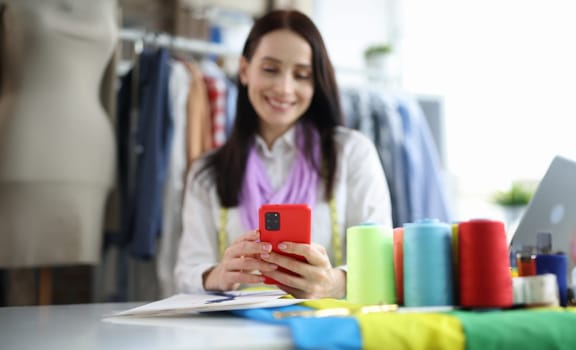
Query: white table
0,302,293,350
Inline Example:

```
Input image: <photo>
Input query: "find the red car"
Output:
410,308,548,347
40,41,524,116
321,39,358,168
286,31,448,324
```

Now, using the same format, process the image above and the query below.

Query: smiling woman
239,29,315,148
175,9,393,300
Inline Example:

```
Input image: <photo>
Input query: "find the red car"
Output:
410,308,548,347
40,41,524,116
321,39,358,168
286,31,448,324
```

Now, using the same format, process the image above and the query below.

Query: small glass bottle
516,246,537,276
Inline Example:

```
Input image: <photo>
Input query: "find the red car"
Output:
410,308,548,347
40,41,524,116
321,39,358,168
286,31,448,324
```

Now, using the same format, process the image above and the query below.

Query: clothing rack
119,28,399,89
119,28,388,81
119,28,239,57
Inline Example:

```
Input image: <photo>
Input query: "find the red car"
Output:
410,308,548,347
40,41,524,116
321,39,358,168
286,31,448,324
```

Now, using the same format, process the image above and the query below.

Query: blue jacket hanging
116,48,174,259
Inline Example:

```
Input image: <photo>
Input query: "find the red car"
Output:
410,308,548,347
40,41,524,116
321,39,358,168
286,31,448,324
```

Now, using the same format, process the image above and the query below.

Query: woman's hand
259,242,346,299
203,230,278,291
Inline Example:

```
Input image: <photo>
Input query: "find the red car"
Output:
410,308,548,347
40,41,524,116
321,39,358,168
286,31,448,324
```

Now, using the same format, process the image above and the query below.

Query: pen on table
204,292,237,304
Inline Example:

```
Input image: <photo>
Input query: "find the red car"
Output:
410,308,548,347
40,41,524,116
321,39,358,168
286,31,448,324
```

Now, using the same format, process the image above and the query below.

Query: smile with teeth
267,97,294,110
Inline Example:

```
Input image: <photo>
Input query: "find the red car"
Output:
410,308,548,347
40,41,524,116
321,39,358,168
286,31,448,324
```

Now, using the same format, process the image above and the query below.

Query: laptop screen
510,155,576,278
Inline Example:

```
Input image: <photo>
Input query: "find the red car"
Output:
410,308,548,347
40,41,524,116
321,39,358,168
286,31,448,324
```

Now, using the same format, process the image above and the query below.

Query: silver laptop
511,155,576,275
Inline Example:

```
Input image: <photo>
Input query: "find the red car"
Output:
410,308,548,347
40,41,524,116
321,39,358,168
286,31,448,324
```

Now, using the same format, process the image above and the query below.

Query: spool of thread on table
403,219,453,307
451,223,460,304
523,274,560,306
512,276,525,304
346,224,396,305
535,253,568,306
459,219,513,308
393,227,404,305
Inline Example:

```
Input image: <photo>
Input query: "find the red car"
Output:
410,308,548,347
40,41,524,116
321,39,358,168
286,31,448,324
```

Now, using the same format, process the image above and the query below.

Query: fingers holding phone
203,229,277,291
260,241,345,299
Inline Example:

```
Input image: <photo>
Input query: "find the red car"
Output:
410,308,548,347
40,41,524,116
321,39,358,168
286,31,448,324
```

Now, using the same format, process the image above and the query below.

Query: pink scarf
239,124,320,231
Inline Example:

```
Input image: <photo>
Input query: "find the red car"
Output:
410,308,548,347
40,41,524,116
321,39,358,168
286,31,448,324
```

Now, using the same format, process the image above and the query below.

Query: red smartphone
258,203,311,285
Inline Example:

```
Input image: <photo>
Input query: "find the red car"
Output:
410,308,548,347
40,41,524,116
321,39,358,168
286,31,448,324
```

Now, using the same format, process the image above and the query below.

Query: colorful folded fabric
232,302,576,350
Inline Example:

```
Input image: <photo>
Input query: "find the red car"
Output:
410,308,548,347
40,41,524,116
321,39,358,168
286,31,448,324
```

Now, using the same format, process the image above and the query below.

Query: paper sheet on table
109,290,307,317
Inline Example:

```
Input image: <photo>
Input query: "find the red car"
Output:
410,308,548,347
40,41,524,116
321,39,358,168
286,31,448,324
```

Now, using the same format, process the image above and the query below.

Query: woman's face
240,29,314,143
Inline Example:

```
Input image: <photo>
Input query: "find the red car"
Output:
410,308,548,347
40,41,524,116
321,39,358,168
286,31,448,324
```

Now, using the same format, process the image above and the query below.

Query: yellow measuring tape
218,197,343,266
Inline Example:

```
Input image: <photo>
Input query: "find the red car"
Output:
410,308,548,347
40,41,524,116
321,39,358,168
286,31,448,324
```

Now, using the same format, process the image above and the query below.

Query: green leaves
364,44,393,59
492,182,534,206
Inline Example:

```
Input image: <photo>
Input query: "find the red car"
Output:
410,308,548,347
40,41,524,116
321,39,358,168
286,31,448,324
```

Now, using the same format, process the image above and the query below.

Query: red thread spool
393,227,404,305
458,219,513,308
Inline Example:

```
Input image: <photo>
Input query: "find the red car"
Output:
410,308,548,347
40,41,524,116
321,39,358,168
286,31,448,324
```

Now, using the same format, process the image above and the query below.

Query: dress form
0,0,118,267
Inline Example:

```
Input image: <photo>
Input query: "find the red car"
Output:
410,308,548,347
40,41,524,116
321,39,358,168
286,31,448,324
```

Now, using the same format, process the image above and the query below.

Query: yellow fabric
299,298,464,350
218,207,228,259
329,197,342,266
359,312,464,350
300,298,359,310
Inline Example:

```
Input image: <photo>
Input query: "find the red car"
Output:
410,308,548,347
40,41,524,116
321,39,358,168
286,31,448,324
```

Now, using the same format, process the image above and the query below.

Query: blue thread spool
535,253,568,306
403,219,454,306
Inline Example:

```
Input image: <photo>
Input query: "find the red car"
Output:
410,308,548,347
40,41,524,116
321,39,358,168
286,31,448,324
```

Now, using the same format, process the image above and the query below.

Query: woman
175,9,392,299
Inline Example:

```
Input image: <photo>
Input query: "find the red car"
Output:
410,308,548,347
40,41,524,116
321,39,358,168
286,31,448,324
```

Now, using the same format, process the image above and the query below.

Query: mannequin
0,0,118,268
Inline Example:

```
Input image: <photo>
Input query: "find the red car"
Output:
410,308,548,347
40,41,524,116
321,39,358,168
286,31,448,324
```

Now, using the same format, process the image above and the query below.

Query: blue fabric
396,94,452,223
231,306,363,350
131,48,174,258
342,88,457,227
340,88,408,227
116,70,136,249
116,48,174,259
225,79,237,138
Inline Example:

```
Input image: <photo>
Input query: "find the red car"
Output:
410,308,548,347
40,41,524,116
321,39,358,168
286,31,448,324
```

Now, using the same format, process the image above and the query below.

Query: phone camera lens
265,212,280,231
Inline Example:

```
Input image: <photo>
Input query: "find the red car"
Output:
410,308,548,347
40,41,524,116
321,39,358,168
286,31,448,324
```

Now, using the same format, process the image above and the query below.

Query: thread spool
512,277,525,304
346,224,396,305
393,227,404,305
522,274,560,306
403,219,453,307
451,223,460,304
459,219,513,308
535,253,568,306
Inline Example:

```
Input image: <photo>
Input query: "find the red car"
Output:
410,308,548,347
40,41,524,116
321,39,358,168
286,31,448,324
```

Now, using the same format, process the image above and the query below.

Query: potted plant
365,44,392,57
492,182,533,207
492,181,534,233
364,44,393,77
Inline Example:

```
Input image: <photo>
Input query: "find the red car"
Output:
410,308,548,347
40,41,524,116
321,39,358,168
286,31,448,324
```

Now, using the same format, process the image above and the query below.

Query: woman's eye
262,67,278,74
295,72,312,80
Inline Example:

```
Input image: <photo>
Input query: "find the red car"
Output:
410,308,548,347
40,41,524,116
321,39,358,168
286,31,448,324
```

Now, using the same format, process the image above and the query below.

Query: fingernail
278,243,287,250
262,243,271,252
260,253,270,259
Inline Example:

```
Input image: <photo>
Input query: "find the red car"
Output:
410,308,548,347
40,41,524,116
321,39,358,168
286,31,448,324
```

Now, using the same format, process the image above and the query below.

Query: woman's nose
273,74,294,94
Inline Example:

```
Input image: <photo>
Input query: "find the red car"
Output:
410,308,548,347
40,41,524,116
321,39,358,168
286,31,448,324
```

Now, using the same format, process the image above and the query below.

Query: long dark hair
201,9,343,207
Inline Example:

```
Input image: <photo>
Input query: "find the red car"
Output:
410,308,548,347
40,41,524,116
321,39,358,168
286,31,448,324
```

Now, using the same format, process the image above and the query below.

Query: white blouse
175,125,393,293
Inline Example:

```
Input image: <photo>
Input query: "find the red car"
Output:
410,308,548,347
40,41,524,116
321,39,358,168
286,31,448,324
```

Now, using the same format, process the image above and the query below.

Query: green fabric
454,308,576,350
